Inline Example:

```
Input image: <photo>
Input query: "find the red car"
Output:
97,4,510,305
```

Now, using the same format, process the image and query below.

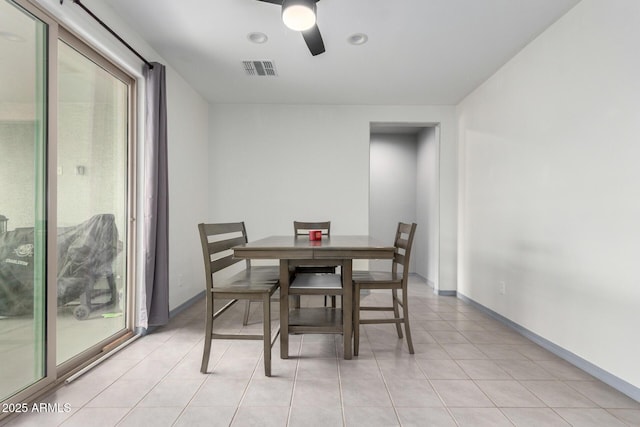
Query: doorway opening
369,122,440,291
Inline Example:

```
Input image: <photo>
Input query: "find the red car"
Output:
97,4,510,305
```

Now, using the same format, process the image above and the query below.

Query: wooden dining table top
233,235,395,260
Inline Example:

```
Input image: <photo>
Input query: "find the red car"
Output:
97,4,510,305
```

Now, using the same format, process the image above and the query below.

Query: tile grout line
448,304,528,426
168,337,232,426
417,309,463,427
285,335,302,427
128,336,204,426
336,333,347,427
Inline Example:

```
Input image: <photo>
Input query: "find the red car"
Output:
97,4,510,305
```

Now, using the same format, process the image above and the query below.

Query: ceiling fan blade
302,24,325,56
256,0,283,4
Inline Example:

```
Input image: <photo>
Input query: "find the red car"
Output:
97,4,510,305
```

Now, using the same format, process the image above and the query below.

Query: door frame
55,26,137,377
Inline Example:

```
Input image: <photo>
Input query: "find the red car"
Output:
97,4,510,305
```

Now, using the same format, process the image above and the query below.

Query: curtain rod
60,0,154,69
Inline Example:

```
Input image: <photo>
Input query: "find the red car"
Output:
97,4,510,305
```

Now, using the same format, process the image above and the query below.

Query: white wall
32,0,211,316
164,68,210,310
208,104,457,291
416,127,438,285
457,0,640,391
369,133,417,272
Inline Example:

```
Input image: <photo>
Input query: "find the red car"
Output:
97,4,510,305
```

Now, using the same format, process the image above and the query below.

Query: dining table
233,235,395,359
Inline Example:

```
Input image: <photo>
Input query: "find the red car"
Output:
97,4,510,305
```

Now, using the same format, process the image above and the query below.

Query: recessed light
247,32,268,44
0,31,25,42
347,33,368,46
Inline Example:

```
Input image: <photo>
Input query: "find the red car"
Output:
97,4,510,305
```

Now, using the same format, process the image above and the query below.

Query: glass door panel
0,0,47,401
56,40,128,364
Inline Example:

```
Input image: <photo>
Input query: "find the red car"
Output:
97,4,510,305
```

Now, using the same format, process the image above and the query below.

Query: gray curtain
143,62,169,326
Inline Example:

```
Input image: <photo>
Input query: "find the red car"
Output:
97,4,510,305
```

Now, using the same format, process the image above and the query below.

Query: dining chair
352,222,417,356
198,222,280,376
293,221,338,307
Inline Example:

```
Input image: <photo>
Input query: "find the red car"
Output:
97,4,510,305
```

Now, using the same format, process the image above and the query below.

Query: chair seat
213,281,278,293
214,269,279,294
219,267,279,282
352,270,403,284
290,273,342,290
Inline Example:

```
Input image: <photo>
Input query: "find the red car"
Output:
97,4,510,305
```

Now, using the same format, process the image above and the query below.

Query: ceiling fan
256,0,325,56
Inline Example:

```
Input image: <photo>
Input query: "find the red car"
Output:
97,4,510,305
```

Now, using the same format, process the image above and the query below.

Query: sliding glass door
0,0,47,401
0,0,135,408
56,34,132,366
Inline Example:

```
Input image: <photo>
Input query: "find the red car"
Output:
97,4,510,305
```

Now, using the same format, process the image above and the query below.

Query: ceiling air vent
243,60,278,77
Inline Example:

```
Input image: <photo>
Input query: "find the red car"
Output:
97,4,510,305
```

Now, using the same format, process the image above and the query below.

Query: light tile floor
3,277,639,426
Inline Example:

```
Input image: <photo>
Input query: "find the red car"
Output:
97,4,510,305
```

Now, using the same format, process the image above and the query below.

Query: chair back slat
397,222,414,234
395,252,406,266
395,236,410,251
294,221,331,236
392,222,417,277
198,222,251,292
211,254,241,273
208,236,247,255
201,222,245,235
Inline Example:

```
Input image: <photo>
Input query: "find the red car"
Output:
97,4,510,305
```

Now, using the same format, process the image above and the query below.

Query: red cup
309,230,322,241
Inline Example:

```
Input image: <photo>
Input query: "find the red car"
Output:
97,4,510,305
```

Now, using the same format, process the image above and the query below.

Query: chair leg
402,289,414,354
201,294,214,373
323,295,337,308
243,301,251,326
353,284,361,356
392,289,403,338
262,293,272,377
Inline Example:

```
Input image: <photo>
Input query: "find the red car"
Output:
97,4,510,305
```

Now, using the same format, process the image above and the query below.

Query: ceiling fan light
282,0,316,31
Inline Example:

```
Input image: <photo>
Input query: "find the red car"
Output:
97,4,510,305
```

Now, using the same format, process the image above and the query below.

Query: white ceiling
1,0,582,108
103,0,580,105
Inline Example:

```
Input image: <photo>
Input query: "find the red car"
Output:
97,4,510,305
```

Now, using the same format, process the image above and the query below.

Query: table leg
342,259,353,360
279,259,289,359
